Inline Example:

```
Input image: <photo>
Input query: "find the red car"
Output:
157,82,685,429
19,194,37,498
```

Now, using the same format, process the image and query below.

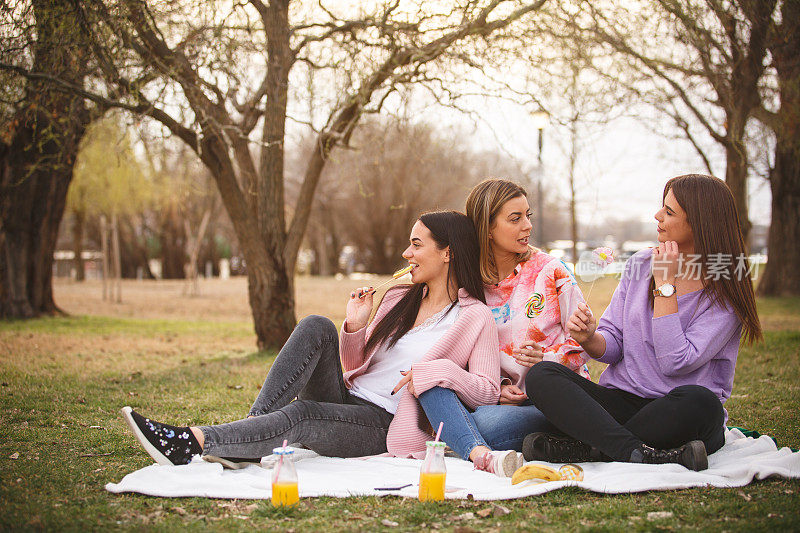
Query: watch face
659,284,675,297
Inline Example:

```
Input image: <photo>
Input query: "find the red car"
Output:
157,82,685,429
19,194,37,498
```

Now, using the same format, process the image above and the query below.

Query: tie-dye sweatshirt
485,251,591,392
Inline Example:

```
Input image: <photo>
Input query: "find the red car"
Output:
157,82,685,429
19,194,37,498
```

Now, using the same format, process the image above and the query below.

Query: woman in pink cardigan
120,211,501,468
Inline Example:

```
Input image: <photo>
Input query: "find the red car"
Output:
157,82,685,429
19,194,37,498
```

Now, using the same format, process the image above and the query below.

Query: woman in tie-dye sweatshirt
418,179,590,476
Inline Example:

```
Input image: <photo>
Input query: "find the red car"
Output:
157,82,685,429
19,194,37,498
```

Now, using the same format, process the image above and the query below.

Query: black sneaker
522,432,598,463
630,440,708,471
121,406,202,466
203,455,262,469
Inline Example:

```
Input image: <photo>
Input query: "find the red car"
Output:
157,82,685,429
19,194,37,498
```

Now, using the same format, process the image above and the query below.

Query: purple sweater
596,249,742,415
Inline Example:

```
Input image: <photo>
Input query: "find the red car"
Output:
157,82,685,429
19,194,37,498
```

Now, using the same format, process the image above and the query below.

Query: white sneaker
474,450,524,478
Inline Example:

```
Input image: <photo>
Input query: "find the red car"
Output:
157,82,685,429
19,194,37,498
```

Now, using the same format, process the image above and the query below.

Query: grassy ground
0,276,798,531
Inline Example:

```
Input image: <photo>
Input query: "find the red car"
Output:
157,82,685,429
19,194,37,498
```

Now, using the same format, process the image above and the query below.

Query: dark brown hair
466,178,533,284
650,174,762,344
364,210,484,354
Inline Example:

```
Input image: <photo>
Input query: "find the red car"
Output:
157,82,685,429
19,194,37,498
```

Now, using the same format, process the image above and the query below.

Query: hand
344,286,374,332
567,302,597,345
392,370,415,397
499,384,527,405
651,241,680,283
511,340,544,367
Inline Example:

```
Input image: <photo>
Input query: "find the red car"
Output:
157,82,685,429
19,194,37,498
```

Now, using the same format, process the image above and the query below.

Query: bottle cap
272,446,295,455
425,441,447,448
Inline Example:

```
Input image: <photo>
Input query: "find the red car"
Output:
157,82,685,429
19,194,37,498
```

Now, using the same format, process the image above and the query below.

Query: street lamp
531,109,549,248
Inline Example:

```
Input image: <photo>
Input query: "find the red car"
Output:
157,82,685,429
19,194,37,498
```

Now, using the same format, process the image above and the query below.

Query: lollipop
591,247,614,267
579,246,615,300
365,265,414,295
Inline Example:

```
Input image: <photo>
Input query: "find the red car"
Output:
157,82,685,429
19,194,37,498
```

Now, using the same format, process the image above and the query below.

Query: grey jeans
199,315,393,459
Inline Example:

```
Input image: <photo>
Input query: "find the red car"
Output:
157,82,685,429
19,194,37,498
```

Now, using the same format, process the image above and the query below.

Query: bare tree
0,1,94,317
576,0,777,243
1,0,546,347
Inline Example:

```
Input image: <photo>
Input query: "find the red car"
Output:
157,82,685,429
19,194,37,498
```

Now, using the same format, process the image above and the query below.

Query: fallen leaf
431,522,442,529
172,507,187,516
380,519,398,527
647,511,673,521
9,452,19,459
768,513,783,518
456,512,475,520
476,508,492,518
737,490,752,502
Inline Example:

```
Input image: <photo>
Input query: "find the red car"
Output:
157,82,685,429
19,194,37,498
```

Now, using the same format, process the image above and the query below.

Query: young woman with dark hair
523,174,761,471
121,211,500,466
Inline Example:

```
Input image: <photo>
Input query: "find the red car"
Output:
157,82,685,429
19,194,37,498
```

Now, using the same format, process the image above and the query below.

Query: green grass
1,297,799,531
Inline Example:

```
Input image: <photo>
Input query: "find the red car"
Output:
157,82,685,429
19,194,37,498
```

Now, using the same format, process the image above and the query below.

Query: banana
511,463,562,485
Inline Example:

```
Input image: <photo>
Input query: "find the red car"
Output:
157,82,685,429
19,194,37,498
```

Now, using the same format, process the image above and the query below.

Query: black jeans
199,315,393,459
525,361,726,461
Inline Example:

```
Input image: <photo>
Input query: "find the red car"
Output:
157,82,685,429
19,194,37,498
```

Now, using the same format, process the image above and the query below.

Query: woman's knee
418,386,454,407
670,385,724,422
525,361,568,394
297,314,337,336
291,315,339,349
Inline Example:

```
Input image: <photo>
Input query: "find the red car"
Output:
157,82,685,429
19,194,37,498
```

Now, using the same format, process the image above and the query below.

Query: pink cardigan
340,286,500,458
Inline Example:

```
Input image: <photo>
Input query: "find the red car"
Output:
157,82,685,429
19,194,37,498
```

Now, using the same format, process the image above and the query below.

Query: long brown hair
651,174,762,344
364,211,484,355
466,178,533,284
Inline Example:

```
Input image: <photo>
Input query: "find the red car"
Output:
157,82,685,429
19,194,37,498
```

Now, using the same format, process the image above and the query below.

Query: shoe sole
685,440,708,471
521,433,542,462
203,455,262,469
120,406,173,466
499,451,525,477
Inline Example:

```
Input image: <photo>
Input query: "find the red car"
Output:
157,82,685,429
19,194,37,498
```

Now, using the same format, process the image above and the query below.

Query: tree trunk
101,215,109,300
72,210,85,281
723,122,752,245
0,0,90,317
248,263,295,351
757,3,800,296
568,120,579,265
112,213,122,303
0,119,76,316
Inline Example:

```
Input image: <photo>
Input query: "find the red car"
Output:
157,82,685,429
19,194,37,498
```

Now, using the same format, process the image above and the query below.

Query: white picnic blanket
105,429,800,500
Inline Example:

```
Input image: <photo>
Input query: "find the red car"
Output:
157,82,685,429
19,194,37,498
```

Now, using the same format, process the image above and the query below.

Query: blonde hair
466,178,533,284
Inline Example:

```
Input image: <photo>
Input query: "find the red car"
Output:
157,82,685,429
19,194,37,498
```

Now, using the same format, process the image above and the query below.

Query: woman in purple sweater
523,174,762,471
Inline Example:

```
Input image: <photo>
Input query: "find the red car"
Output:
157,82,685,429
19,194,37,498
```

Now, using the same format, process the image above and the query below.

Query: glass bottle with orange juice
418,441,446,501
271,447,299,506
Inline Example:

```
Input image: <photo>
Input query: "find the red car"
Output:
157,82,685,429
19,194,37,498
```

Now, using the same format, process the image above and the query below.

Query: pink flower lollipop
585,247,614,300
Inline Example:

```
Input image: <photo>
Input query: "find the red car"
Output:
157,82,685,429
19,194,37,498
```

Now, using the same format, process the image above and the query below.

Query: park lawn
0,277,798,531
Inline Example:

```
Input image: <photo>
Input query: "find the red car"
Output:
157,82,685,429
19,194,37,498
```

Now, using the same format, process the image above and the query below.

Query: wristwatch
653,282,676,298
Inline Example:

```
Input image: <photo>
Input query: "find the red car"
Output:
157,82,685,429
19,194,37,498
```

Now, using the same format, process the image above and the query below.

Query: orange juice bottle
418,441,446,501
271,447,299,506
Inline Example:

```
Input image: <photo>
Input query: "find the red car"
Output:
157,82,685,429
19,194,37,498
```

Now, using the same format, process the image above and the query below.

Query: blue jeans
417,386,556,460
199,315,393,459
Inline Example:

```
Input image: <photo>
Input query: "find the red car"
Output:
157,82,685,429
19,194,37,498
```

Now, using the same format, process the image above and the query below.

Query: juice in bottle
271,482,299,506
418,441,446,501
270,446,299,507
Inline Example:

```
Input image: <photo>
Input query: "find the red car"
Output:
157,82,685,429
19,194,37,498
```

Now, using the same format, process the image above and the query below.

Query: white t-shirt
350,303,460,414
